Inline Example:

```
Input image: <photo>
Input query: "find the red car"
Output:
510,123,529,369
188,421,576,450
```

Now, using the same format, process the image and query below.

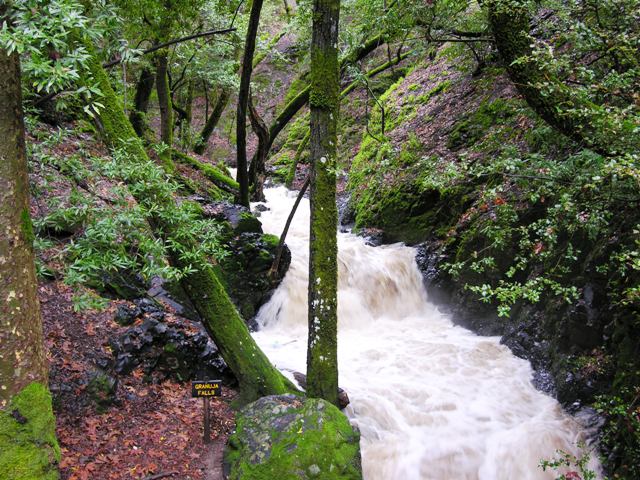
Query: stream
250,184,600,480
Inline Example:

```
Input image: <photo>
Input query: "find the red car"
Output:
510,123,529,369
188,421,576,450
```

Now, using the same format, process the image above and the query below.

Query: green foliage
594,388,640,478
447,98,514,149
0,0,115,115
443,133,640,315
539,444,597,480
30,136,229,310
93,147,229,279
489,0,640,154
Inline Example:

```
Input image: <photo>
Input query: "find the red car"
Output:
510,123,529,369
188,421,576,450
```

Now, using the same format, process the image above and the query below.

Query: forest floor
41,281,236,480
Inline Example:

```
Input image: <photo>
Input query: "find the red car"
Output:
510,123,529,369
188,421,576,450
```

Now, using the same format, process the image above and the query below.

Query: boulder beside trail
224,394,362,480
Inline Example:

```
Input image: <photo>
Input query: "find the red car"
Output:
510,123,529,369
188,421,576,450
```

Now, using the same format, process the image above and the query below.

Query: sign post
191,380,221,444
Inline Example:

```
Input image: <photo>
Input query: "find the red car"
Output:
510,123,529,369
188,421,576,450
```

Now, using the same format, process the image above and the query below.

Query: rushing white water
251,185,599,480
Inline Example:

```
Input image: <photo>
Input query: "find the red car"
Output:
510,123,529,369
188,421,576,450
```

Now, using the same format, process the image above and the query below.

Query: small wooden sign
191,380,222,398
191,380,222,444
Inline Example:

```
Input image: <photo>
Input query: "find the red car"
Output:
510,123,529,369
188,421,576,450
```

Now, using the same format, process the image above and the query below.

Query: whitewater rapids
251,185,600,480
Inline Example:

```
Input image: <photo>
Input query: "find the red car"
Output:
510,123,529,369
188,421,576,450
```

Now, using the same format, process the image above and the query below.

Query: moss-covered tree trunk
236,0,264,208
82,46,295,404
0,15,60,477
194,88,230,155
486,0,625,155
306,0,341,407
248,92,268,202
129,66,155,139
155,52,174,169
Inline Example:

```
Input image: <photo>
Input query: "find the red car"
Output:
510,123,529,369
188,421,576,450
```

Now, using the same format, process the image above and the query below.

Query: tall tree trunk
248,92,268,202
236,0,264,208
306,0,341,406
155,52,174,169
82,45,295,404
129,67,155,139
0,20,48,409
194,88,230,155
0,12,60,476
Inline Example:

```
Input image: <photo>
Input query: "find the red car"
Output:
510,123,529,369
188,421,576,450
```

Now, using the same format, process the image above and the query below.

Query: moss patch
447,98,515,150
225,395,362,480
0,383,60,480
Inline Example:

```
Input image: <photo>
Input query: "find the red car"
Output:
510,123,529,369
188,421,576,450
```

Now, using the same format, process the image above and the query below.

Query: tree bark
285,51,411,187
248,92,269,202
236,0,264,208
155,52,174,169
0,11,60,476
0,21,48,408
82,45,296,404
307,0,341,406
171,149,239,195
129,67,155,139
194,88,230,155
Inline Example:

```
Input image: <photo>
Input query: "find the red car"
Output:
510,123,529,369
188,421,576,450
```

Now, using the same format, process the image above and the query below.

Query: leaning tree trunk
306,0,341,407
193,88,230,155
0,16,60,477
236,0,264,208
82,45,296,404
129,67,155,139
155,52,174,170
486,0,629,155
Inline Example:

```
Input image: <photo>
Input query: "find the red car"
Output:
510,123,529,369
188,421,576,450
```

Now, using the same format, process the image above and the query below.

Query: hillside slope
347,47,640,477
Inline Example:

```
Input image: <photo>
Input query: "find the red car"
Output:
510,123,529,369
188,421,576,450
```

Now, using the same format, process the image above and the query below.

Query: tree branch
103,27,237,68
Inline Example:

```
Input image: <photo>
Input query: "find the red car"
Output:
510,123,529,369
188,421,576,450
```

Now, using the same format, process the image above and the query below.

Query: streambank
344,49,639,476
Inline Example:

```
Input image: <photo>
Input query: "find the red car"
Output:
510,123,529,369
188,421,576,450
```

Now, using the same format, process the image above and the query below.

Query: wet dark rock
531,369,556,396
114,303,142,326
253,204,269,217
203,201,263,235
92,270,149,300
87,369,118,411
220,232,291,327
360,228,384,247
338,193,355,227
134,297,164,314
110,317,233,384
147,276,202,322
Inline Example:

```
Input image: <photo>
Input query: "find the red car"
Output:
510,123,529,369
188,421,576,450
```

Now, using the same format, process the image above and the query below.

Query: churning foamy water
251,185,599,480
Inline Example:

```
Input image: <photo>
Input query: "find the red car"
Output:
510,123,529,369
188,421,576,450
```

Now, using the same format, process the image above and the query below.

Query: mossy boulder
0,383,60,480
204,201,263,236
224,394,362,480
219,232,291,324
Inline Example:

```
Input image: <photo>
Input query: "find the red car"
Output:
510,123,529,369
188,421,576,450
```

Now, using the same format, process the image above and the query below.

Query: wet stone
114,303,142,326
109,317,232,384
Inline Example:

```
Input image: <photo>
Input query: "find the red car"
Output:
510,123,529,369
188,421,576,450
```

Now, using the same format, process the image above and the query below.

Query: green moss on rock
447,98,515,150
225,394,362,480
0,383,60,480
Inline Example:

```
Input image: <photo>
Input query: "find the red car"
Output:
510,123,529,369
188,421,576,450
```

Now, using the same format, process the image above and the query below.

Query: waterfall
251,185,600,480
